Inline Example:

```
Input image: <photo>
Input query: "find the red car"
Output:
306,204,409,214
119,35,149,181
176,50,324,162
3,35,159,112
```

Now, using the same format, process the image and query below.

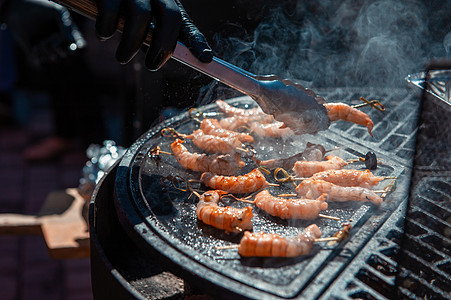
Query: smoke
207,0,450,90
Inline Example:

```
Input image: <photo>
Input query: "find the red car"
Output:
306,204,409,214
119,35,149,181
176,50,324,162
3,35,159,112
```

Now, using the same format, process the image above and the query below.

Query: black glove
0,0,85,68
95,0,213,71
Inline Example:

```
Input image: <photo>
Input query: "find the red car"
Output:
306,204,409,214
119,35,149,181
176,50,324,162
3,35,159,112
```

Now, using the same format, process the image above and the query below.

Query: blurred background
0,0,449,299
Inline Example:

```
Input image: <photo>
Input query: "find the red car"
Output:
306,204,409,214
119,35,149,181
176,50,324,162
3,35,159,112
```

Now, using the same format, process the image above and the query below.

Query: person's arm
95,0,213,71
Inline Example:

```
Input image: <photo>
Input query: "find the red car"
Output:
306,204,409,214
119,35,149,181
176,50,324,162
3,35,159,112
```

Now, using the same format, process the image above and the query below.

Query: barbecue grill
88,71,450,299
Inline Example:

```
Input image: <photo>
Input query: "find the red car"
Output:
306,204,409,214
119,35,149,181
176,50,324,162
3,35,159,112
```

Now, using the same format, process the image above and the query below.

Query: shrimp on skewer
162,127,252,155
216,100,266,118
292,155,348,178
171,139,244,175
324,103,374,136
200,118,254,143
249,121,294,138
295,179,383,205
253,190,329,220
189,129,244,154
162,128,245,154
310,169,391,188
200,168,272,194
195,190,253,234
238,224,322,257
258,142,326,170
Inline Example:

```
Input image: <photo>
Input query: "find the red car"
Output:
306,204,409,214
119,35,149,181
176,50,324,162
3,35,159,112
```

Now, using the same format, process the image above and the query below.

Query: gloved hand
95,0,213,71
0,0,85,67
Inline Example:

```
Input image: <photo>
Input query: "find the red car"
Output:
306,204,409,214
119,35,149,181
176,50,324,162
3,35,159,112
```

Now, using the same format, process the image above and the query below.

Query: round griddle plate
114,96,402,299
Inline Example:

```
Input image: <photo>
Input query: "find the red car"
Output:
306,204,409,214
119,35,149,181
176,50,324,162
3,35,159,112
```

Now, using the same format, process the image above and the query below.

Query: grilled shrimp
259,142,326,170
295,179,383,205
200,168,269,194
254,190,328,220
171,139,244,175
324,103,374,136
249,121,294,138
218,116,247,131
200,118,254,143
310,169,384,188
188,129,243,154
216,99,265,117
196,190,253,233
292,155,348,178
238,224,322,257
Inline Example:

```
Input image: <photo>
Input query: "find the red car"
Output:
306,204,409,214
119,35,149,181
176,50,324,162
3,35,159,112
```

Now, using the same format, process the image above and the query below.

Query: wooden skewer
215,244,239,250
325,146,341,153
318,214,341,221
352,97,385,111
215,236,343,250
346,157,382,164
149,145,172,157
278,193,297,197
314,237,341,242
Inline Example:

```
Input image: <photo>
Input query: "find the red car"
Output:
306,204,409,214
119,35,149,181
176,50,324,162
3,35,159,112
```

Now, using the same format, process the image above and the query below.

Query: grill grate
320,87,421,167
313,80,450,299
395,67,451,300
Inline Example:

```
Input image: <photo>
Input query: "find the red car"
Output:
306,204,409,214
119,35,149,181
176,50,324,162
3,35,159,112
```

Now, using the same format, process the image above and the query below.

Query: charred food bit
365,151,377,170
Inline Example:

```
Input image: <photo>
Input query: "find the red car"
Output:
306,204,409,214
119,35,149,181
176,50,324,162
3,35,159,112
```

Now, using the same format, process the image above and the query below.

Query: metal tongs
172,44,330,134
52,0,330,135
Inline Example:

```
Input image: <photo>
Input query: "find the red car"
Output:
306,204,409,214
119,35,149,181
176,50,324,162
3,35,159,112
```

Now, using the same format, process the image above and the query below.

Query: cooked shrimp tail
324,103,374,136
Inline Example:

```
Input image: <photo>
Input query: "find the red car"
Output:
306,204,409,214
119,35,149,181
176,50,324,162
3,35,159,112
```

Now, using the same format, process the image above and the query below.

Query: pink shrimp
216,99,265,117
238,224,322,257
292,155,348,178
249,121,294,138
196,190,253,233
200,168,269,194
295,179,383,205
254,190,328,220
218,116,247,131
310,169,384,188
324,103,374,136
200,118,254,143
171,139,244,175
188,129,243,154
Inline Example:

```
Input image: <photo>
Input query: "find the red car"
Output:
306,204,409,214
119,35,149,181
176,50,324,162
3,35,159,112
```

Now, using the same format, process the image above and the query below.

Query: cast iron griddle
114,96,408,299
